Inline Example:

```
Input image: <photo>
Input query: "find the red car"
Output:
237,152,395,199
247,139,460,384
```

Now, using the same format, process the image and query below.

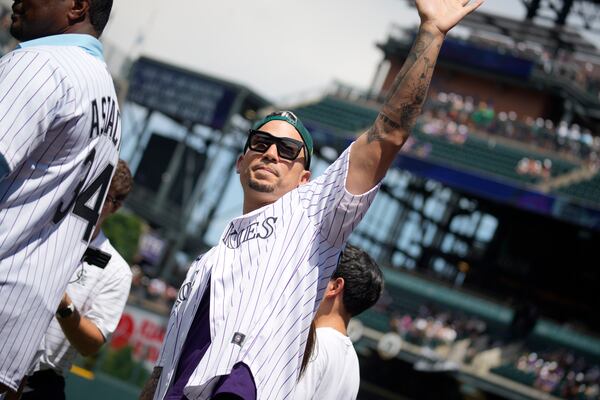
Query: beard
248,178,275,193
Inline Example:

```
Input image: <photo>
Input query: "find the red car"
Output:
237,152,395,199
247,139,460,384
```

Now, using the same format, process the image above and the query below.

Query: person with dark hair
0,0,120,393
294,245,383,400
142,1,482,398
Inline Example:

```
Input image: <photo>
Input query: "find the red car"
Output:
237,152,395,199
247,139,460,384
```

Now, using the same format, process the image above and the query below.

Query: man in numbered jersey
142,1,483,399
0,0,120,393
21,160,133,399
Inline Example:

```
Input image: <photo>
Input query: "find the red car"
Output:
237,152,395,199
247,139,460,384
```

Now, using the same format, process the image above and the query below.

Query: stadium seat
556,173,600,206
294,96,578,189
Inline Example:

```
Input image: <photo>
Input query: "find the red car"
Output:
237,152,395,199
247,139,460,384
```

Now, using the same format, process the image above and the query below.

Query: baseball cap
252,111,313,169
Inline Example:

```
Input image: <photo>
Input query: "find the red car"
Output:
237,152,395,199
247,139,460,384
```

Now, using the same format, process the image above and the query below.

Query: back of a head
111,159,133,203
89,0,114,36
298,247,382,380
333,244,383,317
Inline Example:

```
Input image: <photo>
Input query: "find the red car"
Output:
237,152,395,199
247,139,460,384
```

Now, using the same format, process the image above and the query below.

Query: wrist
419,21,446,38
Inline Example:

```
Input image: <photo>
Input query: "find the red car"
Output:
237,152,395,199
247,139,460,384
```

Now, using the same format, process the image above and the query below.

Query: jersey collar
17,34,104,62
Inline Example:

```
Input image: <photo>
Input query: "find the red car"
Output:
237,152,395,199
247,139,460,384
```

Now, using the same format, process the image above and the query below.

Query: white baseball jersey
155,144,379,400
0,34,121,390
31,230,132,375
293,327,360,400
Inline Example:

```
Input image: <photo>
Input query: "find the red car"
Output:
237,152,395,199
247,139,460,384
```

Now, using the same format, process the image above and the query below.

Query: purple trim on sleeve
213,362,257,400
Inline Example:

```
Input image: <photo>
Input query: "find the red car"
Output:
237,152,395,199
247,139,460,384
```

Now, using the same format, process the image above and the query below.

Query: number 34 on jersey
52,95,121,244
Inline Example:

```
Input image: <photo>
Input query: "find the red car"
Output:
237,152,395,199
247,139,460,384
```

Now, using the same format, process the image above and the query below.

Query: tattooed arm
139,367,162,400
347,0,483,194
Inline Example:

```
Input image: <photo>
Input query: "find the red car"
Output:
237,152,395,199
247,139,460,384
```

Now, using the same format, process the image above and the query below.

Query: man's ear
299,169,311,185
68,0,90,24
235,154,244,174
331,277,344,296
324,277,344,299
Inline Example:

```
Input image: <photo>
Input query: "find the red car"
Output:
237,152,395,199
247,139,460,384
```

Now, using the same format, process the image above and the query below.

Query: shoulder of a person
315,328,344,356
8,46,67,71
3,47,74,90
316,327,347,342
316,328,353,355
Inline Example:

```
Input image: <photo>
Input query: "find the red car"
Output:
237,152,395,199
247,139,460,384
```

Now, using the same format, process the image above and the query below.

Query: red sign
110,305,168,368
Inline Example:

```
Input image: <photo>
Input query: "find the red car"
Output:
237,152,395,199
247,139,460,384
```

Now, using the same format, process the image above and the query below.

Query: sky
100,0,543,102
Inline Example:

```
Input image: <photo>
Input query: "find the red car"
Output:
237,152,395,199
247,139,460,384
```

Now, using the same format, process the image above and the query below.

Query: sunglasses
244,130,309,169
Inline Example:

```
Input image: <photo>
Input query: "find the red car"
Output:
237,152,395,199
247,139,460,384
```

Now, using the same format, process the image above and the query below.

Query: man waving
142,1,483,399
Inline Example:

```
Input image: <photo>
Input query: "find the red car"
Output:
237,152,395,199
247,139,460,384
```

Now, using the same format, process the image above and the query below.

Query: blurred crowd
129,265,178,314
469,34,600,98
494,350,600,399
411,91,600,171
383,303,600,400
382,305,600,400
390,305,492,360
516,157,554,179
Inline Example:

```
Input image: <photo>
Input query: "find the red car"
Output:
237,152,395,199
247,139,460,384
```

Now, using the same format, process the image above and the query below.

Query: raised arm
346,0,483,194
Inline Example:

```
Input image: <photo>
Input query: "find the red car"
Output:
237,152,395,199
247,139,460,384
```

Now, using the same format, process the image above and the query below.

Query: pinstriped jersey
155,144,379,400
0,35,121,390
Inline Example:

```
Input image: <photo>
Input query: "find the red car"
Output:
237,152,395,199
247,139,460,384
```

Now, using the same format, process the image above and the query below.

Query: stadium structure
289,5,600,400
2,0,600,399
116,4,600,399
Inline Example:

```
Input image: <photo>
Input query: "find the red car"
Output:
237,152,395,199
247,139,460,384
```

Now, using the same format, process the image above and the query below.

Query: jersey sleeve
0,50,70,174
84,258,132,340
297,142,380,248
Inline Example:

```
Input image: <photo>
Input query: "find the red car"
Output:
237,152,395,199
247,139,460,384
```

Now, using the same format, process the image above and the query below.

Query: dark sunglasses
244,130,309,169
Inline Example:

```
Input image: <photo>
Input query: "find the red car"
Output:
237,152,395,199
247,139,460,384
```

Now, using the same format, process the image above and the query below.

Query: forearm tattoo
368,27,443,144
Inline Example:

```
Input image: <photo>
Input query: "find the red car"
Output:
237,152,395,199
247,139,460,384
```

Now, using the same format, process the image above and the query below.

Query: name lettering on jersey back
90,96,120,148
222,217,278,249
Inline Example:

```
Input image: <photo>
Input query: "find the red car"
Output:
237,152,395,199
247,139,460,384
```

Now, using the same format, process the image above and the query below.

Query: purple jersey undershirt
165,278,257,400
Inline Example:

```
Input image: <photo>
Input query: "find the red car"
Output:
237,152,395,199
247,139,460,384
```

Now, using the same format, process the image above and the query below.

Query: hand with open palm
416,0,484,35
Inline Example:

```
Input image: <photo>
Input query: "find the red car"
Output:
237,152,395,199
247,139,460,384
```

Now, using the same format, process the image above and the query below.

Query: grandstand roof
459,10,598,55
399,0,600,55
